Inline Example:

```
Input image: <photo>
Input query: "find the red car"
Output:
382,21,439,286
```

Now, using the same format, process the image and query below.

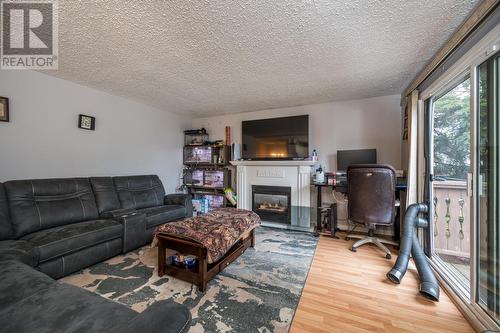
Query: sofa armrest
120,301,191,333
164,193,193,217
100,208,137,219
0,240,39,267
119,213,147,253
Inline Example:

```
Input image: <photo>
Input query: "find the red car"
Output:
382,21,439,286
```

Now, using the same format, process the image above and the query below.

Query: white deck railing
433,180,470,258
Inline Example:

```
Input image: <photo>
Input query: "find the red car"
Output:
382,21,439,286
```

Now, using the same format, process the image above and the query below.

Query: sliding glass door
477,53,499,323
428,75,472,293
424,49,499,327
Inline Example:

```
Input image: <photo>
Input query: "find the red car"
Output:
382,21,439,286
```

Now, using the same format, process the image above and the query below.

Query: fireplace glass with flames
252,185,291,224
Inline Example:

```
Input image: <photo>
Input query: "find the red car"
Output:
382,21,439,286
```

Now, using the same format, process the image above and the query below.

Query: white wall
193,95,402,230
192,95,402,171
0,71,191,193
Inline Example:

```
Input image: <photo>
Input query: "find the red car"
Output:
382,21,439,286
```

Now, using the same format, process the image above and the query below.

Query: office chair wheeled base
349,230,398,259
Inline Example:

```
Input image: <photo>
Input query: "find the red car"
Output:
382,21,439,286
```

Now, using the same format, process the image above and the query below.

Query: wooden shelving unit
182,143,234,212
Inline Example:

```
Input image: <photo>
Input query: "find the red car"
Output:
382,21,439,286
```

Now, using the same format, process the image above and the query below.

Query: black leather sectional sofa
0,175,192,333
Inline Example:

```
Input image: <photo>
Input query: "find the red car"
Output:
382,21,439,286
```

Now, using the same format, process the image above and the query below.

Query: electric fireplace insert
252,185,291,224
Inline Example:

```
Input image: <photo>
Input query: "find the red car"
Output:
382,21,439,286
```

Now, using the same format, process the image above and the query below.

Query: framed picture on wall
0,97,9,122
78,114,95,130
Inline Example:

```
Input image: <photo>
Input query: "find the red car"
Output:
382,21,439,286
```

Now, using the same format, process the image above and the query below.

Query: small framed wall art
78,114,95,130
0,97,9,122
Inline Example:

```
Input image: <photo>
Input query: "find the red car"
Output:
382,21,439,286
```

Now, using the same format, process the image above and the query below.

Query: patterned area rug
61,227,318,333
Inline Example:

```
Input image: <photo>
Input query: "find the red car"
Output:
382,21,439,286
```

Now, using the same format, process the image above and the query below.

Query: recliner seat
91,175,191,242
4,178,123,278
114,175,187,234
21,219,122,265
141,205,187,229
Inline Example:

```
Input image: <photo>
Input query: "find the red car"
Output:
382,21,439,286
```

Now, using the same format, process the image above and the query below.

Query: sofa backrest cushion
90,177,121,214
5,178,99,238
113,175,165,210
0,183,13,240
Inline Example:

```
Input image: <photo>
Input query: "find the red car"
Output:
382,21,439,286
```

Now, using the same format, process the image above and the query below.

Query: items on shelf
184,128,207,135
311,149,318,162
232,143,241,161
184,128,209,146
183,145,230,165
204,140,224,147
325,172,336,185
192,194,225,215
314,165,325,183
171,254,197,269
205,194,224,209
183,128,235,213
192,197,209,215
204,170,225,188
184,168,229,189
225,126,231,145
224,188,237,206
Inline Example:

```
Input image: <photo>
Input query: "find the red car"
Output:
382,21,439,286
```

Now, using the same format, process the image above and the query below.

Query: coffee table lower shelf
157,229,255,292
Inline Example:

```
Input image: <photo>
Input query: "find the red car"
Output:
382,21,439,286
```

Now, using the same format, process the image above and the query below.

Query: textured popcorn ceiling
47,0,479,116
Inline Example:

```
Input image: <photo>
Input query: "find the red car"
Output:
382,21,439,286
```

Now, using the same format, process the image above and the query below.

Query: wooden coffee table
157,229,255,292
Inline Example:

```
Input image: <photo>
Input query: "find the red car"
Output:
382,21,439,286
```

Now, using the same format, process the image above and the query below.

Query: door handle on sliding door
467,173,473,197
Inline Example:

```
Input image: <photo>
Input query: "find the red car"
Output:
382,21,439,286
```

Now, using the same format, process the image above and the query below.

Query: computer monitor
337,149,377,172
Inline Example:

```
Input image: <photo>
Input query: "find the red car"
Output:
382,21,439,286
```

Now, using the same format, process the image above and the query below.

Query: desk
312,183,341,238
312,181,407,240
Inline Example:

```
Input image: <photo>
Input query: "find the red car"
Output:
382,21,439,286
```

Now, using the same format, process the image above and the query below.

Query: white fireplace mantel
230,160,317,215
230,160,318,167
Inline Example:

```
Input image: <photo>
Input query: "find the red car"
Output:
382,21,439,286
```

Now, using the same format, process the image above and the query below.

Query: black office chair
346,164,398,259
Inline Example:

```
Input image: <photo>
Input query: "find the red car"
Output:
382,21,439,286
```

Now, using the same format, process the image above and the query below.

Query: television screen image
242,115,309,160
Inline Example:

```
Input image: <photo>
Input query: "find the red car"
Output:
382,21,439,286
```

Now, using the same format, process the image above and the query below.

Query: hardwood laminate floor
289,234,475,333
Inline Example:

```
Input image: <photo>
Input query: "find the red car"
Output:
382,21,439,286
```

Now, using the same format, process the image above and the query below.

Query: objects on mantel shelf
311,149,318,162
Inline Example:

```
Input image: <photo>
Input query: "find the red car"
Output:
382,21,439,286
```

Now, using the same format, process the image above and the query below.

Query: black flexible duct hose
411,227,440,301
386,202,440,301
387,203,428,283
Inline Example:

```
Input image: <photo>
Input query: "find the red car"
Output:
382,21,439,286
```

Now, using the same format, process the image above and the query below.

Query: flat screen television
242,115,309,160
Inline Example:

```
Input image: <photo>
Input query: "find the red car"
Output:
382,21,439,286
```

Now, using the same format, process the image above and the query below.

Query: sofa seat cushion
100,208,137,219
0,240,39,267
21,219,123,263
0,260,55,311
139,205,186,229
0,260,191,333
0,259,136,333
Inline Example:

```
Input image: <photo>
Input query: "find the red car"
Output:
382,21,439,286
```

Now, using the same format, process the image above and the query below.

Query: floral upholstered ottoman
154,208,261,291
